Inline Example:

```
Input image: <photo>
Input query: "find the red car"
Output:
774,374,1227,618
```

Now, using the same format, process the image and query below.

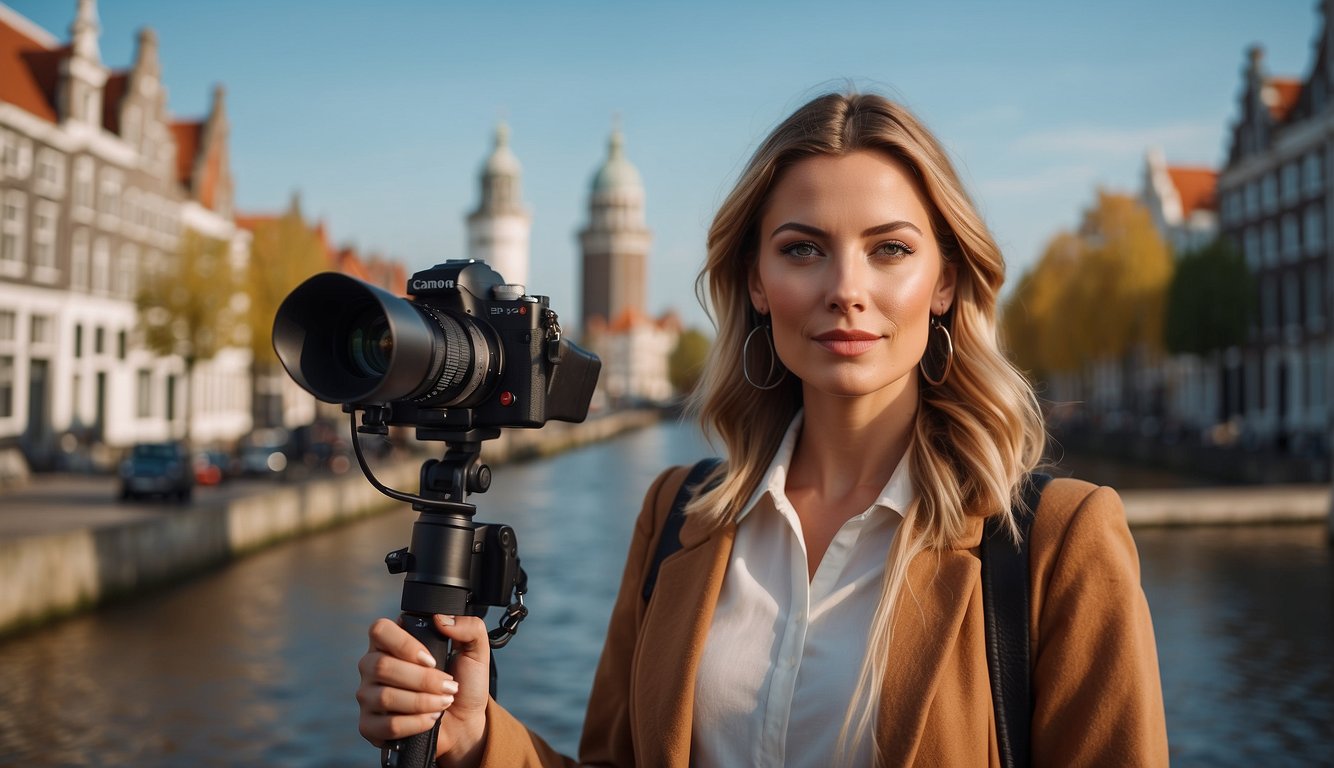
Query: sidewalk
1119,483,1331,526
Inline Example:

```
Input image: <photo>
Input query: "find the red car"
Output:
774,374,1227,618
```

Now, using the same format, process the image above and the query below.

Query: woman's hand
356,614,492,767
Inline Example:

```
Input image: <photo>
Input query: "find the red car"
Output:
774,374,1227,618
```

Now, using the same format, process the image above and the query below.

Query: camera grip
381,613,451,768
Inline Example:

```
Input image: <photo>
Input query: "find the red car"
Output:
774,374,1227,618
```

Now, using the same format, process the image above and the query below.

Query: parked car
238,428,292,481
193,450,234,486
119,441,194,502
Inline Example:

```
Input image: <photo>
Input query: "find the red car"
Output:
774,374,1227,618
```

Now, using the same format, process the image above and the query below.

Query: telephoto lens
271,272,499,407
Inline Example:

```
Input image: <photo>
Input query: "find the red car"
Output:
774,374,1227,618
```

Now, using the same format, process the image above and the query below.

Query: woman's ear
934,261,958,315
748,266,768,316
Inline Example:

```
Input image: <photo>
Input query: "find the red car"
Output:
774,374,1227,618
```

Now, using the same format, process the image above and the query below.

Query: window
30,315,52,346
73,157,94,212
1262,221,1279,266
71,228,89,291
98,169,121,218
1282,161,1300,203
1244,227,1261,269
2,134,31,179
1282,272,1299,329
94,326,105,356
118,330,127,360
1281,214,1301,262
35,148,65,198
137,370,152,419
1244,180,1260,218
0,310,14,341
1262,276,1278,332
115,243,137,299
92,236,110,294
32,200,58,279
1310,348,1327,412
0,356,13,419
1261,172,1278,212
1305,205,1325,255
1304,151,1324,196
1308,264,1325,329
1,191,25,276
166,374,177,422
74,324,83,358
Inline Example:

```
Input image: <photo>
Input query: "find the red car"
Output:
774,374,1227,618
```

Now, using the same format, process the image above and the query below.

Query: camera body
272,259,600,432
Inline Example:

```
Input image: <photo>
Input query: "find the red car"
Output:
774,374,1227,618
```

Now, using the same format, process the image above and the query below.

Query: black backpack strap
642,457,723,602
981,471,1052,768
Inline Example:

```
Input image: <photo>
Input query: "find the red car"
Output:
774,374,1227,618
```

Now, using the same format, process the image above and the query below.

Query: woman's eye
873,240,914,259
780,241,821,260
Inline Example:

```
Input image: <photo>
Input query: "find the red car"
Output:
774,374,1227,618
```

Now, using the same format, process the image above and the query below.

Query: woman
355,92,1169,767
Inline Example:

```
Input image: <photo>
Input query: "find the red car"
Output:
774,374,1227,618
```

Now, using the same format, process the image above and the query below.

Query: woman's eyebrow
768,220,924,239
861,221,923,238
769,221,826,239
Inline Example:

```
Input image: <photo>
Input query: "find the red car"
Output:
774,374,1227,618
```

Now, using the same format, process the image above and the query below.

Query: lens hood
273,273,437,404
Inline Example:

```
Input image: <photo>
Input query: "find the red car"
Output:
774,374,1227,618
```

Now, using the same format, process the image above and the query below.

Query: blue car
119,442,194,503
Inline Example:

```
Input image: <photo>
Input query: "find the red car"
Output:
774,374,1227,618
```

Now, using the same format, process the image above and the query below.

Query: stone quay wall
0,409,663,637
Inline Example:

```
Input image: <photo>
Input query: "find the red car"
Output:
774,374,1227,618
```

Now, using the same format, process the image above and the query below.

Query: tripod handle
381,613,451,768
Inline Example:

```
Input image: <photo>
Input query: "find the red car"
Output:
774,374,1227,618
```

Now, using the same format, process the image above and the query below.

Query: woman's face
749,150,956,405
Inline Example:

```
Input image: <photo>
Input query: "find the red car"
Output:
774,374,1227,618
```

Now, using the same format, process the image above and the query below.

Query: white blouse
691,413,914,767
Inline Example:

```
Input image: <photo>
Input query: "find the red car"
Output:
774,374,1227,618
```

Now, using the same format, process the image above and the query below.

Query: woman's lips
813,331,880,356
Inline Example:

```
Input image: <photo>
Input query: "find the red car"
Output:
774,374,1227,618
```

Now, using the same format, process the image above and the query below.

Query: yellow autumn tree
1073,191,1173,361
1002,192,1172,376
246,196,328,368
136,229,241,442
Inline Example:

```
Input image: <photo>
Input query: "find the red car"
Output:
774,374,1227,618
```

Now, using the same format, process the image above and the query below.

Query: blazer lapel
631,515,736,767
875,516,986,765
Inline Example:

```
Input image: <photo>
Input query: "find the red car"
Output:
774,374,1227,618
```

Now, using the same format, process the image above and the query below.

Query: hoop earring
919,315,954,386
743,322,787,390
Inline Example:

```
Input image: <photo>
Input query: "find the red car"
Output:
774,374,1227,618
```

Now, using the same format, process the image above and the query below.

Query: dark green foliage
1164,238,1254,355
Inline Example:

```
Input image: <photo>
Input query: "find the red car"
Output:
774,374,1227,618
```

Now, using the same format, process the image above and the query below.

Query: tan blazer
479,466,1170,767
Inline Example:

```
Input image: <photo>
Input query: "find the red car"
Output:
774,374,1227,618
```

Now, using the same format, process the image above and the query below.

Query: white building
0,0,251,477
466,122,530,288
1139,150,1228,438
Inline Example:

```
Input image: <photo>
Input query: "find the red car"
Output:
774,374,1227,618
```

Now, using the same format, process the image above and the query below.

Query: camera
272,259,600,430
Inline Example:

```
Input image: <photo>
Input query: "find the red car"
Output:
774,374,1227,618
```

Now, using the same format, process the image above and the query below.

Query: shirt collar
736,411,915,523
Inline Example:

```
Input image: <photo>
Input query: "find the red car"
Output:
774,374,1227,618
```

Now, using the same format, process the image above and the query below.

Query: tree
137,229,242,442
1163,238,1254,355
245,196,329,370
1001,192,1173,375
240,195,331,428
668,328,711,396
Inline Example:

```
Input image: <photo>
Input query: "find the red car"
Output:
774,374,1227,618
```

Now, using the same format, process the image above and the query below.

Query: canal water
0,419,1330,766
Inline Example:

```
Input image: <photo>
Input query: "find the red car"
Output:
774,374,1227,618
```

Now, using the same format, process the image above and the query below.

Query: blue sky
4,1,1319,331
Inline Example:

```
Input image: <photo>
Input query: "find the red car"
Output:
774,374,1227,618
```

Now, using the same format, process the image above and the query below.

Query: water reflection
0,420,1329,766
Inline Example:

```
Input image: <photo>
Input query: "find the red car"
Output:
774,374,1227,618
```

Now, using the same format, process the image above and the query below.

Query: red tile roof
1264,78,1302,122
1165,166,1218,217
0,14,61,122
171,121,202,187
102,72,128,134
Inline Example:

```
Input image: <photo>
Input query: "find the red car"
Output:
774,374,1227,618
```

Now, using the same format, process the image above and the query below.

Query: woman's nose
825,256,867,314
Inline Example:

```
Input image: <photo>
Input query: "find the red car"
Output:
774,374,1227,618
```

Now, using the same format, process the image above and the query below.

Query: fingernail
417,651,437,668
439,694,455,710
436,615,456,627
442,679,459,695
431,711,443,721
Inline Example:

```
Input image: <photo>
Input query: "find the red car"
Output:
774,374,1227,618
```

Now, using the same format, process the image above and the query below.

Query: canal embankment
2,407,1330,638
0,408,664,638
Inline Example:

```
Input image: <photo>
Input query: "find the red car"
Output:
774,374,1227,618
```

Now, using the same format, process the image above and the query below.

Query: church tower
579,125,650,332
466,122,531,287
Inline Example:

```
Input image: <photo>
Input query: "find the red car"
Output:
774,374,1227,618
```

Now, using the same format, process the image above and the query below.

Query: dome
591,129,642,195
484,121,521,177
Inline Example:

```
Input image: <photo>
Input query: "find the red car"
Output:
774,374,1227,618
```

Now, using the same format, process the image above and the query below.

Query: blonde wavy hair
684,92,1046,761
